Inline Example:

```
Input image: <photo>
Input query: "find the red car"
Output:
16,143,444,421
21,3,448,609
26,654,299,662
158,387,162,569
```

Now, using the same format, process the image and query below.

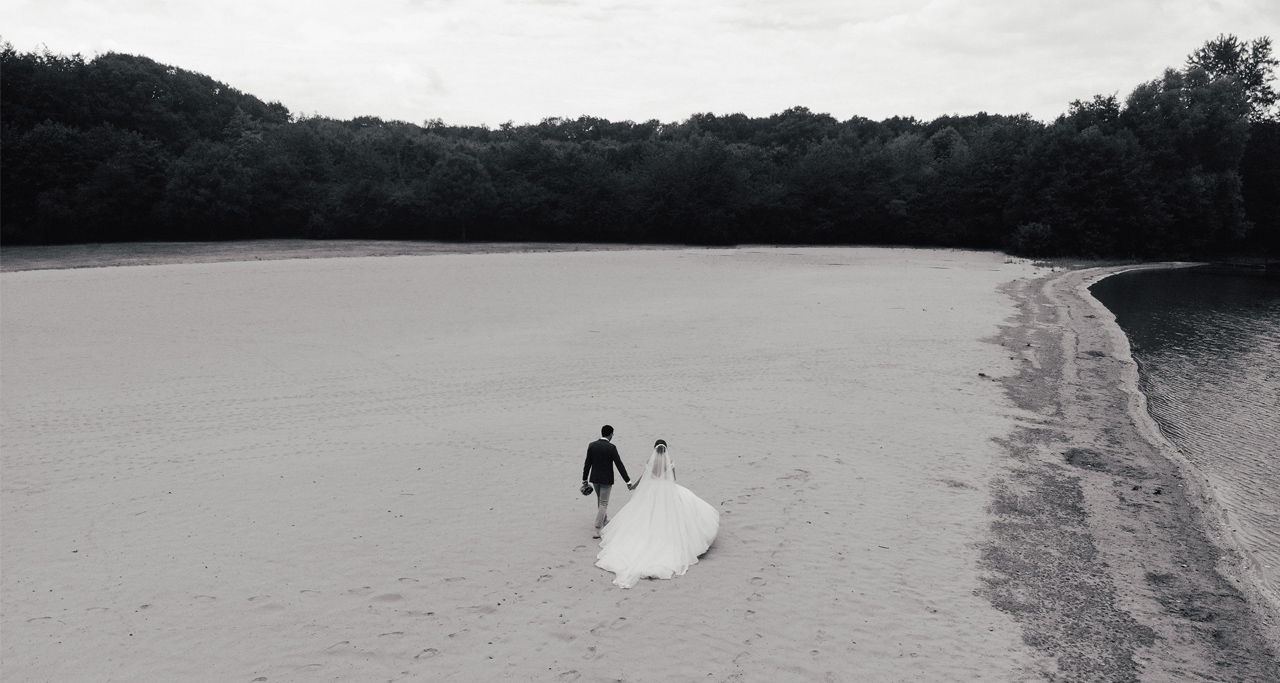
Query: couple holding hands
581,425,719,589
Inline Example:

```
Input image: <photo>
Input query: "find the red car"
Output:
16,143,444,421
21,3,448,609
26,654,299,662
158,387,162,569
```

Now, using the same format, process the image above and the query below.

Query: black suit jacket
583,439,629,486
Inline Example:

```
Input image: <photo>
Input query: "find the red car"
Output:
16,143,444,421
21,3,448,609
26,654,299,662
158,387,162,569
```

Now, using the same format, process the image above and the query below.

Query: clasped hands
581,480,637,490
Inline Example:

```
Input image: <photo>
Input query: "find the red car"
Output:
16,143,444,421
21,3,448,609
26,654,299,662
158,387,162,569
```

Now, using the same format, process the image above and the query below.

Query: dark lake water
1091,266,1280,608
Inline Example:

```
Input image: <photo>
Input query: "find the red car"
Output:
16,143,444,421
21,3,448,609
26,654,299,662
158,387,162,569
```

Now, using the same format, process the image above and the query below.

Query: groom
583,425,632,538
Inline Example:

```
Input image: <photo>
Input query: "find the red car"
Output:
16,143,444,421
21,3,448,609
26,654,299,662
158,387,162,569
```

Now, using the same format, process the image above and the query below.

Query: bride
595,440,719,588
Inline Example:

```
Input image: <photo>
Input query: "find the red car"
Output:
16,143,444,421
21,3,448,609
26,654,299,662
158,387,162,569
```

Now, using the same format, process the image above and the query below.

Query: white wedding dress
595,446,719,588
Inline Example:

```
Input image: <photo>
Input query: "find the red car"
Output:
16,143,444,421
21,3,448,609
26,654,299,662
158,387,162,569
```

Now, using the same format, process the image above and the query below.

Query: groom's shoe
592,530,601,539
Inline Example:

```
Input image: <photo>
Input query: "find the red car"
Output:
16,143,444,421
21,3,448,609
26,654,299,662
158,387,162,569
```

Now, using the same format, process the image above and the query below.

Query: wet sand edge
978,264,1278,680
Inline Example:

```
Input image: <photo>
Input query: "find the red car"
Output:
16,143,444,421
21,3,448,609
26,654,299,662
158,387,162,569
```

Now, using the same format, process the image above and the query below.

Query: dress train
595,447,718,588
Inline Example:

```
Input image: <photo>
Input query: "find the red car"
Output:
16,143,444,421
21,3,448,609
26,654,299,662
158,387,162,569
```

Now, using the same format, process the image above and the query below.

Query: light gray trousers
594,484,613,530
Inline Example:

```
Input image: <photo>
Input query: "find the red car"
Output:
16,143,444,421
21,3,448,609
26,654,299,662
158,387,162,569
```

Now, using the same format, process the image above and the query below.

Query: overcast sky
3,0,1278,126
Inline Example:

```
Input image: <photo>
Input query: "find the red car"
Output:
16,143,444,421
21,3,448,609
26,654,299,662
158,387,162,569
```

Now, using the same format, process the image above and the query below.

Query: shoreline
982,264,1278,679
1076,266,1280,639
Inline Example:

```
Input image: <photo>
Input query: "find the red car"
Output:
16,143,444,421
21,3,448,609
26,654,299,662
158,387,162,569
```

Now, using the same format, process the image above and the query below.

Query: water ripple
1092,267,1280,607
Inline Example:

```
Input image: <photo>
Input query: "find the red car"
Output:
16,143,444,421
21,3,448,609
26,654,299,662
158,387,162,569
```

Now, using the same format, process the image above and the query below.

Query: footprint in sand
749,577,766,586
194,595,217,603
414,648,438,659
300,590,321,595
377,631,405,638
372,593,402,602
941,478,977,490
558,671,581,681
397,578,419,583
345,587,373,596
779,469,811,482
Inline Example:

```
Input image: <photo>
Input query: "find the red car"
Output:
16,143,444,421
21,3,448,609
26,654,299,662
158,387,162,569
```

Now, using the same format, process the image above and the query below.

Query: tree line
2,35,1277,258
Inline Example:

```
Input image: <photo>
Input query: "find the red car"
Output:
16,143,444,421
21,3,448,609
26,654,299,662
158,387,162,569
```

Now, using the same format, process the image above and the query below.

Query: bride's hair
654,439,667,454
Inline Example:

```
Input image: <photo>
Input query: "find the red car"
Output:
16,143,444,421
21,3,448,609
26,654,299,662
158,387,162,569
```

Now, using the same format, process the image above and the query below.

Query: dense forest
2,35,1278,258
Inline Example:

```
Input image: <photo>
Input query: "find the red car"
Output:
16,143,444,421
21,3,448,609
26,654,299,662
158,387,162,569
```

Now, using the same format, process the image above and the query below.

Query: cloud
2,0,1277,124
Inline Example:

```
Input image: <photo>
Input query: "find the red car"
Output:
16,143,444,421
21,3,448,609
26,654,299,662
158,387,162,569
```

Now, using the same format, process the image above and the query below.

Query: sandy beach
2,244,1276,681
